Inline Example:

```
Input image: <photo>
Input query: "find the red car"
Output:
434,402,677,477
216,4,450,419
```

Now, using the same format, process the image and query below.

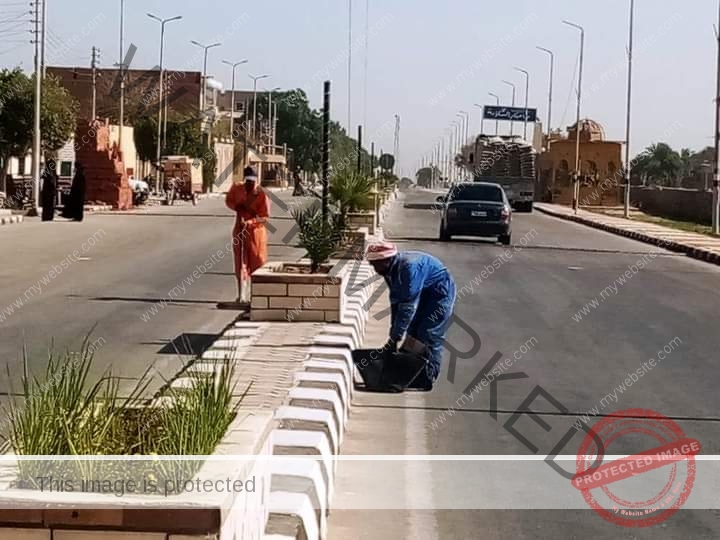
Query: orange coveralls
225,184,270,281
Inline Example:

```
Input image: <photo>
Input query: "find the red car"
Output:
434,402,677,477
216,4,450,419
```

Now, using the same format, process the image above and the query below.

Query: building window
60,161,72,177
559,159,569,171
608,161,617,177
17,157,26,176
235,102,244,112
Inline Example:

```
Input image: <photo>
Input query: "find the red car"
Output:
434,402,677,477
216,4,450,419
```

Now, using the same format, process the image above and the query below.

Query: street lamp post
222,59,248,139
474,103,484,134
459,110,469,144
248,74,269,141
563,20,585,213
267,86,281,148
624,0,635,219
536,46,555,144
488,92,500,135
502,80,516,136
714,0,720,234
191,40,222,113
148,13,182,194
514,67,530,141
118,0,125,151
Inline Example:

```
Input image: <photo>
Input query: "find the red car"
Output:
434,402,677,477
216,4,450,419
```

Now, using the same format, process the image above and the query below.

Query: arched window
559,159,569,171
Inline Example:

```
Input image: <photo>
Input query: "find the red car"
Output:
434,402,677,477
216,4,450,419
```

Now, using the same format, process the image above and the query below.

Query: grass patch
0,337,245,491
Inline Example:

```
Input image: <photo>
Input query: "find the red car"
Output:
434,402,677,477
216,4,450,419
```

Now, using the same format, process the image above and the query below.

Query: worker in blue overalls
365,242,456,391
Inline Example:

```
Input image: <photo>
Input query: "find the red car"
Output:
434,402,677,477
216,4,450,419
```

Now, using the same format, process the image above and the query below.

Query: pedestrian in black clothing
41,159,58,221
62,162,86,221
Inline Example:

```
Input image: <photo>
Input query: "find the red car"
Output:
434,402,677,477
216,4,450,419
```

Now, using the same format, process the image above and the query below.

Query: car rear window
450,185,503,202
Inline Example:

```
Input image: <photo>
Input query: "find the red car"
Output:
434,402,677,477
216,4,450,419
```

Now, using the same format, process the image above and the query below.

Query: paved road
329,189,720,539
0,190,304,395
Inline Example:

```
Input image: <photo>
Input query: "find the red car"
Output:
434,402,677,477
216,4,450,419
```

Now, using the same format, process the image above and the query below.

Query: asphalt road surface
0,191,304,395
329,189,720,539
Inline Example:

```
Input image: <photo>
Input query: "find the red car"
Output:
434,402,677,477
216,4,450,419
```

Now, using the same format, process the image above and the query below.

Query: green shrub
292,205,343,272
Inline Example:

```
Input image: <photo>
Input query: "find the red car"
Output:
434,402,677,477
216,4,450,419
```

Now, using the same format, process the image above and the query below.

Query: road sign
483,106,537,123
379,153,395,170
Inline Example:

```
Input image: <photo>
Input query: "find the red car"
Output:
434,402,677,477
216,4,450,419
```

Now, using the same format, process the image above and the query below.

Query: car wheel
499,233,511,246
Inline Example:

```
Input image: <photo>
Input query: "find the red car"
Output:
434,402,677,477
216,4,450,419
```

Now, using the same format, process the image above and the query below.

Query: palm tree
633,143,681,187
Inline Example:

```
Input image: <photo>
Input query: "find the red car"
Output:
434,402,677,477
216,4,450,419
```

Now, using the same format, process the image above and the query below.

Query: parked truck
468,135,537,212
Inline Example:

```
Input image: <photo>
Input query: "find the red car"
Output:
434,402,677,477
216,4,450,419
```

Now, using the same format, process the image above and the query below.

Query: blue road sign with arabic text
484,106,537,123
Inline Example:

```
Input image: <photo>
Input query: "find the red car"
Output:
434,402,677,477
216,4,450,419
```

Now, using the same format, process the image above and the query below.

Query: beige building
538,119,623,206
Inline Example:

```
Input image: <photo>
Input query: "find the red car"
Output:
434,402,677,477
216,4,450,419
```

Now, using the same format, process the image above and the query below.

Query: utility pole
347,0,352,131
118,0,125,150
624,0,635,219
91,46,100,120
393,114,400,175
322,81,331,223
714,0,720,234
564,20,585,213
536,46,555,144
40,0,47,78
31,0,42,213
357,125,363,173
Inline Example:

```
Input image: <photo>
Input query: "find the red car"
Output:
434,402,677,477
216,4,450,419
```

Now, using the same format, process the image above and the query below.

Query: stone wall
631,187,711,224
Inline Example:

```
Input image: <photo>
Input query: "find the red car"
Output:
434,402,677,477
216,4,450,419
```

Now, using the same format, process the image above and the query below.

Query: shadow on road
78,295,220,305
139,333,218,356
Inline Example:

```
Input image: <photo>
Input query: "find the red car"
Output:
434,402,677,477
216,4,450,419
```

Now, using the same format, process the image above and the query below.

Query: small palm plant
292,205,342,273
329,170,375,230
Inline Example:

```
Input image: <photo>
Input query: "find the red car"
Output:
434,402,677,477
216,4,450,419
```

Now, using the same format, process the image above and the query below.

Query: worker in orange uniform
225,166,270,303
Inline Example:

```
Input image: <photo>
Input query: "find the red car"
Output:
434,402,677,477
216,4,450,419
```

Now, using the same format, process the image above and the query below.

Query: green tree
633,143,682,186
40,74,79,155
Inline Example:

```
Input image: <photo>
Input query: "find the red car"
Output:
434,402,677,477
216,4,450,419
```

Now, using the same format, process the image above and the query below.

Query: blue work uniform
384,251,456,382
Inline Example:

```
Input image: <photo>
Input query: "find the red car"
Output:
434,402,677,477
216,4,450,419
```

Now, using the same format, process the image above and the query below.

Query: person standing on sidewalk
40,159,58,222
365,242,456,390
225,166,270,303
62,162,86,222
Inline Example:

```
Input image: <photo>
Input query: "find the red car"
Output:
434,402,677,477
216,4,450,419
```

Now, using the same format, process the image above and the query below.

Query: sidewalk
535,202,720,265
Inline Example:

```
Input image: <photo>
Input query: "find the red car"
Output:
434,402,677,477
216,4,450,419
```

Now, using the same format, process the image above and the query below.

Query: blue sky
0,0,714,176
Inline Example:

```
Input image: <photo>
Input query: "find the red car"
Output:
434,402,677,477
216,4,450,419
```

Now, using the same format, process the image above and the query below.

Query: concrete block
313,334,354,351
266,491,319,540
288,311,325,322
0,531,50,540
302,298,340,311
253,283,288,296
294,373,349,433
270,296,306,310
55,533,165,540
307,347,353,374
275,406,339,455
319,325,360,349
201,348,239,361
251,296,269,309
288,284,327,297
324,285,340,298
270,460,328,538
289,386,346,433
251,309,289,322
272,428,335,486
304,359,352,402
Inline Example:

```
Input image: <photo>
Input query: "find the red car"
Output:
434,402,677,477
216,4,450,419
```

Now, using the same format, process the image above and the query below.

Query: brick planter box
347,211,376,235
332,227,368,260
251,262,349,323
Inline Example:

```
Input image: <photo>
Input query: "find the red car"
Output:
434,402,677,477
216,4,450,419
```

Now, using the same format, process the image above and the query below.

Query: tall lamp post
714,0,720,234
248,74,269,141
488,92,500,135
563,19,585,213
536,46,555,145
474,103,484,134
502,80,516,136
118,0,125,150
191,40,222,113
624,0,635,219
514,67,530,141
458,110,469,144
222,59,248,139
148,13,182,194
267,86,281,148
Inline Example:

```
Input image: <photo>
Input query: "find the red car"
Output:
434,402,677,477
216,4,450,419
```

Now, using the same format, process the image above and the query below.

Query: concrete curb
188,262,376,539
0,215,23,226
535,204,720,267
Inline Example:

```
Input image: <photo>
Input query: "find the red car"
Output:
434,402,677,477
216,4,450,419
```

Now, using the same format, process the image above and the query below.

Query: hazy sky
0,0,715,176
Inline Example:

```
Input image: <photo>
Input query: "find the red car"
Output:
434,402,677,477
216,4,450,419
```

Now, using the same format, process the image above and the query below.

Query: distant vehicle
437,182,512,245
469,135,536,213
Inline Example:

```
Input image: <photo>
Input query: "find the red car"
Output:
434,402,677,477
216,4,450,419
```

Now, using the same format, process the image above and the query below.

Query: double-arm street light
222,59,248,139
502,80,516,136
248,74,269,140
514,67,530,141
148,12,182,193
488,92,500,135
563,19,585,212
536,46,555,144
624,0,635,219
191,40,222,113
